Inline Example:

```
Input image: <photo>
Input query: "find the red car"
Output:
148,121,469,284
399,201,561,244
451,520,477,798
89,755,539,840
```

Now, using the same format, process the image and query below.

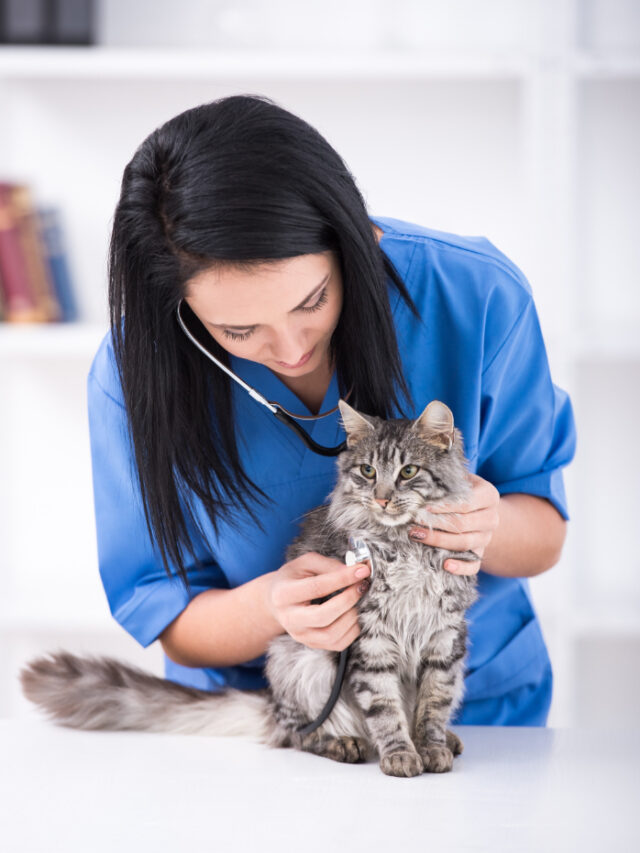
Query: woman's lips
276,345,315,369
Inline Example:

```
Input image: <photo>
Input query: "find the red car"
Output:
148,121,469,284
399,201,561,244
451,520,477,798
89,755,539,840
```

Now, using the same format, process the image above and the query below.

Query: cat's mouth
371,504,412,526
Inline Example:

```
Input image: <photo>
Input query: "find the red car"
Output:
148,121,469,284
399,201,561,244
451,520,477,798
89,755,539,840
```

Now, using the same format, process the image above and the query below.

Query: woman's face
184,250,343,378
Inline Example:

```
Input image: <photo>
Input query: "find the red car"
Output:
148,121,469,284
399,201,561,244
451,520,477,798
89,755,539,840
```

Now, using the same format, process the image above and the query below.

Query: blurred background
0,0,638,728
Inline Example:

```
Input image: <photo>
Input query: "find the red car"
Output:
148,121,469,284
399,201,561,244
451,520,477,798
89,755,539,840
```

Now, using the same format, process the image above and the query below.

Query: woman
88,93,576,726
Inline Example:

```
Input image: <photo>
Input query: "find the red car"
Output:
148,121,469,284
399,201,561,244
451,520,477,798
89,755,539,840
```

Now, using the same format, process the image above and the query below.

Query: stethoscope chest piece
345,535,376,582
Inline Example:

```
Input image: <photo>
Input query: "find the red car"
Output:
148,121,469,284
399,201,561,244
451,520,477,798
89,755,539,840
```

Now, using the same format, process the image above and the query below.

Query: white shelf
0,45,533,80
0,322,107,357
1,46,638,82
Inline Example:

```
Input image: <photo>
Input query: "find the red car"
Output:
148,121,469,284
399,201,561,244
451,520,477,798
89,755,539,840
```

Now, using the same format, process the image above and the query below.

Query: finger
332,617,362,652
305,604,361,650
291,551,351,577
425,497,488,515
298,581,367,629
444,559,481,576
410,528,491,552
281,559,370,607
423,499,473,515
411,506,496,535
299,564,370,606
425,476,498,515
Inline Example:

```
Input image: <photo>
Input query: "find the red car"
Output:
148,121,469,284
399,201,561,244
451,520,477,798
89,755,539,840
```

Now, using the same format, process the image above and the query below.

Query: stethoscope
175,299,348,456
175,298,372,736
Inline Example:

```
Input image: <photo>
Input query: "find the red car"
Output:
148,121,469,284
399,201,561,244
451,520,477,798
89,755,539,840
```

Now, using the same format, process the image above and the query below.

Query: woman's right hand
266,552,371,652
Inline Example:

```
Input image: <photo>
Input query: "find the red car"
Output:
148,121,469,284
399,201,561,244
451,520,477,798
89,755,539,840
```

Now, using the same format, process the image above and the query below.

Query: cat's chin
371,511,413,528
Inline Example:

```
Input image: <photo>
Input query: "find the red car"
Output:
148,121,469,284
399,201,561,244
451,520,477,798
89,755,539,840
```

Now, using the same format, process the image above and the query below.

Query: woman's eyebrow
210,273,330,329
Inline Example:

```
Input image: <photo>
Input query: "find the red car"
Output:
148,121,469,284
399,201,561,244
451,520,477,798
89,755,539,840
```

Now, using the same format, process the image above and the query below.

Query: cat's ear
412,400,455,451
338,399,376,448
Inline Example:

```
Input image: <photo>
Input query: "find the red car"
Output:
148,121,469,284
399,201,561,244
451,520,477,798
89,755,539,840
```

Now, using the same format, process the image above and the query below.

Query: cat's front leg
412,623,467,773
348,639,423,778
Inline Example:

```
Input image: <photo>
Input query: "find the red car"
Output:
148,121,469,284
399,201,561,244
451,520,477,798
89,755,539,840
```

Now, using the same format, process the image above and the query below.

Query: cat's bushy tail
19,650,274,741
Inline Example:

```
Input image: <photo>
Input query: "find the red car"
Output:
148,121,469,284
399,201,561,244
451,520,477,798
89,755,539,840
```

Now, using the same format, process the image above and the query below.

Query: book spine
0,182,46,322
37,207,78,322
11,185,62,322
0,266,6,320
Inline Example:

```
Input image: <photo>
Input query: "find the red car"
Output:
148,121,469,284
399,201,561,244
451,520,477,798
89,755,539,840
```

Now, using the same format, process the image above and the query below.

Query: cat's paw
446,729,464,756
325,735,370,763
380,749,424,777
418,743,454,773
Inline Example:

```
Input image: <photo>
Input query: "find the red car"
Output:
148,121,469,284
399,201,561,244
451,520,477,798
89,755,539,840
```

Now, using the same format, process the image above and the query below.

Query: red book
11,184,61,322
0,182,48,322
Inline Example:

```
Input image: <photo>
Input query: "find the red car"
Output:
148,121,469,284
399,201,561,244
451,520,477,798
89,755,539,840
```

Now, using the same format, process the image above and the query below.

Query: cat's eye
360,464,376,479
399,464,419,480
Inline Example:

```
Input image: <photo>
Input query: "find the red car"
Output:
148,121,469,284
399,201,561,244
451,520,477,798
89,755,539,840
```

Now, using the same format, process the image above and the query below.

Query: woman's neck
272,355,334,415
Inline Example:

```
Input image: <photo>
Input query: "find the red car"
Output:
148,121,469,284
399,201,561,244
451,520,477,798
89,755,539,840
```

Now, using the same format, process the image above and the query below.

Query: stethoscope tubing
176,299,347,456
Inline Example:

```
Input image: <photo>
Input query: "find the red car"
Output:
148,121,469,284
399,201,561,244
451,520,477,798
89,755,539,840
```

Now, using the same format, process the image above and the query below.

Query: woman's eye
360,464,376,479
399,464,419,480
221,287,328,341
300,288,328,313
222,329,253,341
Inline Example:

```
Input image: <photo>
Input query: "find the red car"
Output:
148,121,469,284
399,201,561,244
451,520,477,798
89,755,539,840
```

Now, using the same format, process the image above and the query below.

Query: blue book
36,207,78,323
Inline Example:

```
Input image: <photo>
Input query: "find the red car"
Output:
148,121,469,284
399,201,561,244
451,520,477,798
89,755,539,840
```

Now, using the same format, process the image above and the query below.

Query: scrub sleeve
87,214,576,724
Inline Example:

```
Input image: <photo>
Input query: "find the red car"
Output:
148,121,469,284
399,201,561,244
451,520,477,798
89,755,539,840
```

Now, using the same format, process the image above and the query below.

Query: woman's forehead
184,251,337,325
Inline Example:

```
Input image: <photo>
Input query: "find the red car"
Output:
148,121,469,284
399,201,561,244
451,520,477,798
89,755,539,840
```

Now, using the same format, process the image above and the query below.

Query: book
37,207,78,322
0,182,79,324
11,184,61,322
0,265,5,320
0,182,47,322
0,0,95,46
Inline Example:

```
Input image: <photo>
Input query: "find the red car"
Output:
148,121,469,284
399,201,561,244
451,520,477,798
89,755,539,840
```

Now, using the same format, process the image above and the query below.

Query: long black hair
108,93,421,592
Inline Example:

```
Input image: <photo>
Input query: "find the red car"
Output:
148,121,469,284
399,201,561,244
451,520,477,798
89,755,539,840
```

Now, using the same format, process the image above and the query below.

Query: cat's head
328,399,471,531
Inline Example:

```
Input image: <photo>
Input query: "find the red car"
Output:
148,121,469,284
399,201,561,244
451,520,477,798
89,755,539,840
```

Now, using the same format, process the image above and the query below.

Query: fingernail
357,581,370,594
354,565,370,579
410,530,425,540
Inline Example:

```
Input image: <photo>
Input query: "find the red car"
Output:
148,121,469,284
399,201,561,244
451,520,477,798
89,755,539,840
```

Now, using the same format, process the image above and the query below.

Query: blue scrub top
87,215,577,726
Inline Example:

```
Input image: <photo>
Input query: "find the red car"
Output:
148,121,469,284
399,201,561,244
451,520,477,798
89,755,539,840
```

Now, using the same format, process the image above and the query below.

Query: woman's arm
480,492,566,578
159,572,284,668
159,552,372,666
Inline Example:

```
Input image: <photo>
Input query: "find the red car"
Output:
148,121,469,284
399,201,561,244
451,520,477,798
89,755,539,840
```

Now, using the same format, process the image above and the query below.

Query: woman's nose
269,332,308,365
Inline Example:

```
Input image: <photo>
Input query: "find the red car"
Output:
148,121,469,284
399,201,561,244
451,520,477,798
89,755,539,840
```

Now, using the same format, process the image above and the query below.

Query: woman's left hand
408,473,500,575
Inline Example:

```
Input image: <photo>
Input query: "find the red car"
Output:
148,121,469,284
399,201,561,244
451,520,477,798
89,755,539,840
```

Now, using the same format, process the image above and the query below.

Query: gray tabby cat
20,399,477,778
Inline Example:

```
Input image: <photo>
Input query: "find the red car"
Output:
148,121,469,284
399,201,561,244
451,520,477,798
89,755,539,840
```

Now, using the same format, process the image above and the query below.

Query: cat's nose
375,498,390,508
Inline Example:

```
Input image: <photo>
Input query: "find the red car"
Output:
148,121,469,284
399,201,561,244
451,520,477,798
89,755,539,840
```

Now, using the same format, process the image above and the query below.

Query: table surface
0,718,637,853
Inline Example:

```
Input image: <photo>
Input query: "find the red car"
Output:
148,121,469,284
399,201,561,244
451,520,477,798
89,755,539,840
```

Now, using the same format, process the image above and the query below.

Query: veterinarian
87,95,576,726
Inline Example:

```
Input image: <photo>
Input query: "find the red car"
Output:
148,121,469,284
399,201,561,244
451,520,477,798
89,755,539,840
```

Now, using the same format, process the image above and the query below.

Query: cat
20,399,478,778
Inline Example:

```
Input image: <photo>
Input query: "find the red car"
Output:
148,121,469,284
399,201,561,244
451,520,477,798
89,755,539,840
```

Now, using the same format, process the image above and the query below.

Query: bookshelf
1,0,639,727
